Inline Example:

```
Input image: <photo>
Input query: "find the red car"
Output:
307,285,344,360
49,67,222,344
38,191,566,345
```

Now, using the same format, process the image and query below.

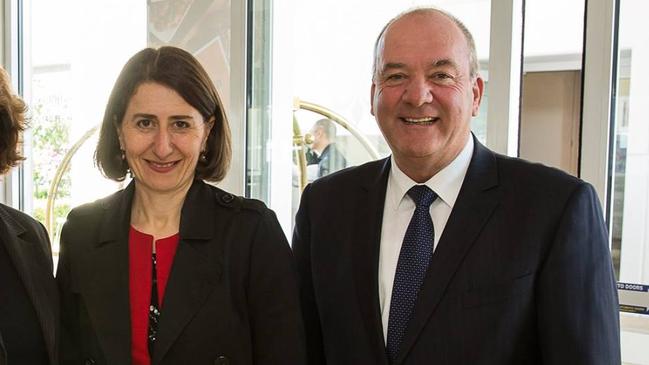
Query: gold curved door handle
293,98,380,192
45,125,99,242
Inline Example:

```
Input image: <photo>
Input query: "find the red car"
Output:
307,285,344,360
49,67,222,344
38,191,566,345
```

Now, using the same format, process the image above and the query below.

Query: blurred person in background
305,118,347,178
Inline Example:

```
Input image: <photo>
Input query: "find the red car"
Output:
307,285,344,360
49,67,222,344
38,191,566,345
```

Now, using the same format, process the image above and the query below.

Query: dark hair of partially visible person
95,46,232,182
0,67,27,175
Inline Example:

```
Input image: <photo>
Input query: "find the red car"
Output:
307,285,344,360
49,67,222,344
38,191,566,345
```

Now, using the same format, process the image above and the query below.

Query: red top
129,226,180,365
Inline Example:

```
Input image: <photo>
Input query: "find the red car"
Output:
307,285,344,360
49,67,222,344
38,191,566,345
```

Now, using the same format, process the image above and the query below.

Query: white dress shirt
378,137,474,342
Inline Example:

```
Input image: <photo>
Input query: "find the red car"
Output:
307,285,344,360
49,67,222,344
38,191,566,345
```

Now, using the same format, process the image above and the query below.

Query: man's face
309,125,327,152
371,12,483,176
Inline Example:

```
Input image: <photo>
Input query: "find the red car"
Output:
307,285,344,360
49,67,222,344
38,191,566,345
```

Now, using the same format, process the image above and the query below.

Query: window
247,0,492,232
612,0,649,313
520,0,585,176
27,0,146,253
24,0,239,258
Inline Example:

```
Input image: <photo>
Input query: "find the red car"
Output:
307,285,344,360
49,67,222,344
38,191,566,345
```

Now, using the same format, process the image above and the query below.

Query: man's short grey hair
372,7,480,81
314,118,337,140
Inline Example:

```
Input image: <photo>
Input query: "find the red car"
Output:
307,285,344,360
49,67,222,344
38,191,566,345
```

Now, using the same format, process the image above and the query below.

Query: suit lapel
151,181,221,365
395,140,501,364
352,158,391,365
0,206,58,365
81,183,133,365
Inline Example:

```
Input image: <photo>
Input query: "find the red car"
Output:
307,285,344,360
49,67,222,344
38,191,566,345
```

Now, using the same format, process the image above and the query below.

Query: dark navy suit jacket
293,137,620,364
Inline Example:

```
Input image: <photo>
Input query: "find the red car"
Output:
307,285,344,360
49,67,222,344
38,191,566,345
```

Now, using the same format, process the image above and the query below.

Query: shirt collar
388,136,474,210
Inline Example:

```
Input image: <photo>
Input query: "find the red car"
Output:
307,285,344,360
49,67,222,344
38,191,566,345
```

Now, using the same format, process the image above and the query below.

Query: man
306,118,347,178
293,7,620,365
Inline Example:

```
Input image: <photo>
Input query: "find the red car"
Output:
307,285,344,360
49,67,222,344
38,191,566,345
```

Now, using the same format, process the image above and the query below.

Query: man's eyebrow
380,59,461,73
430,59,460,70
380,62,407,73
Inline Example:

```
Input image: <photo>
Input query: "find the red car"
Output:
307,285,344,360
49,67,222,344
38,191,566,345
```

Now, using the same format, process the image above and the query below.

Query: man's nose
153,128,174,158
402,76,433,107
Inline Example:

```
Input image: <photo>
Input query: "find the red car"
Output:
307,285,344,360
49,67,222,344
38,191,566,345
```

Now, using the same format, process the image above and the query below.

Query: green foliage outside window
30,76,72,245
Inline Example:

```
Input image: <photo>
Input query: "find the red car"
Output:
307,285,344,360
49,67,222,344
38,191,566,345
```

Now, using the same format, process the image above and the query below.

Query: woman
57,47,305,365
0,67,58,365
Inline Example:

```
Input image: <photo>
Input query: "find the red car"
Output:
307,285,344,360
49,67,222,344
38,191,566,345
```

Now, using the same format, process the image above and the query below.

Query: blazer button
84,358,96,365
221,193,234,204
214,355,229,365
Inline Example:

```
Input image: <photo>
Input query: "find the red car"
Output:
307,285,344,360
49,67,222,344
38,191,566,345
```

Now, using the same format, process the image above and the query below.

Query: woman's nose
153,128,173,158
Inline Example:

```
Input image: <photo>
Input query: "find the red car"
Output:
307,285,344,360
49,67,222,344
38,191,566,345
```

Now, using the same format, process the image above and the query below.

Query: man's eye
386,74,405,81
432,73,453,81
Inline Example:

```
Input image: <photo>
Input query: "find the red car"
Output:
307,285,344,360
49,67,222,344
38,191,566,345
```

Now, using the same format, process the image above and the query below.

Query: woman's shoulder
198,181,270,216
0,204,52,266
0,202,45,234
65,188,126,222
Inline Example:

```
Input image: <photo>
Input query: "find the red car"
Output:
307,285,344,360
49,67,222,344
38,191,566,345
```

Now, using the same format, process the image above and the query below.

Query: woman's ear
117,129,124,150
205,116,215,132
203,117,215,147
113,117,125,149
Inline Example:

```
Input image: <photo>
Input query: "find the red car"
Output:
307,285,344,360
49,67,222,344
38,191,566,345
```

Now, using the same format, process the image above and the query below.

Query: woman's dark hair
0,67,27,175
95,46,231,182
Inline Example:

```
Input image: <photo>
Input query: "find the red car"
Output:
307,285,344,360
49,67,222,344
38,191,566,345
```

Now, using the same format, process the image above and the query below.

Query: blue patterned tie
386,185,437,363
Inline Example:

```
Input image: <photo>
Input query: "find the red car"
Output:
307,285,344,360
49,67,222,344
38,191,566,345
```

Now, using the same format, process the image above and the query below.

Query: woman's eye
136,119,153,128
173,120,190,129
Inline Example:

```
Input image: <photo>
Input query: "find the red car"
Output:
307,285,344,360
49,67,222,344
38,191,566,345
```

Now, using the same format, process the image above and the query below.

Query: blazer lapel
0,206,58,364
151,181,221,365
81,183,133,365
352,158,391,365
395,139,502,364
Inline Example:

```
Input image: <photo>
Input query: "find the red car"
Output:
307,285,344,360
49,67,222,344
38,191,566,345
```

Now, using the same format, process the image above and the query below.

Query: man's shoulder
494,153,582,187
468,141,591,205
488,152,594,206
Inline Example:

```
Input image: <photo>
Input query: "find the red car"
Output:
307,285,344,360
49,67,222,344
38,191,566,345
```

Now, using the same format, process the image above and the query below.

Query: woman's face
118,82,212,196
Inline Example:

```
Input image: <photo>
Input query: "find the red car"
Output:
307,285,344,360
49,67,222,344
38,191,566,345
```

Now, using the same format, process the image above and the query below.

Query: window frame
2,0,27,210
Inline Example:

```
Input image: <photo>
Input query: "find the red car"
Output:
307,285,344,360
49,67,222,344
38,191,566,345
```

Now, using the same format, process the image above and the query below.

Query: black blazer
57,180,305,365
293,138,620,364
316,143,347,178
0,204,58,365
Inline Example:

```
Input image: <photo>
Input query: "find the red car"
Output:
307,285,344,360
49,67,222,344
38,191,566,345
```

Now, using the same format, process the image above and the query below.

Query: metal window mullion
486,0,524,157
580,0,617,212
268,0,294,235
223,0,247,196
2,0,24,209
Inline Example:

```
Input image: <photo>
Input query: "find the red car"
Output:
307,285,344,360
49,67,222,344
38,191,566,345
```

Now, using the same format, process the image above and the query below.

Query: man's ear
471,76,485,117
370,83,377,116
